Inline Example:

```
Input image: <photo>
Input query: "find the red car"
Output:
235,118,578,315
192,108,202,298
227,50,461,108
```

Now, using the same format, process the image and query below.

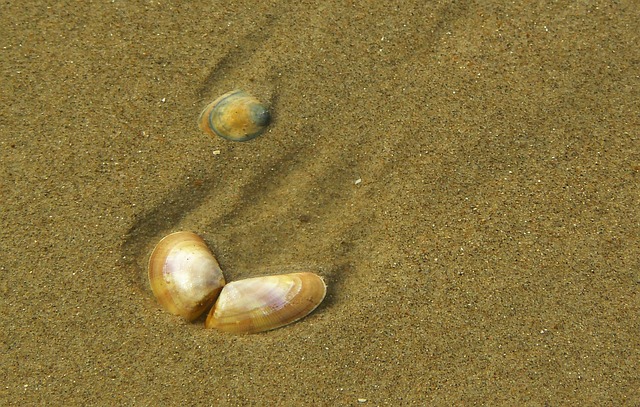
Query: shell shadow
123,15,280,294
196,14,278,101
121,165,223,293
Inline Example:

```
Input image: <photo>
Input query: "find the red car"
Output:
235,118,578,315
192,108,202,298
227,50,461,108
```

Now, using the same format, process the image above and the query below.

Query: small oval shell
198,90,271,142
148,232,226,321
205,272,326,334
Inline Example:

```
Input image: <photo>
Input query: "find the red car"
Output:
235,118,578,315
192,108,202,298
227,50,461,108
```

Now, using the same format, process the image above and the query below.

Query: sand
1,1,638,405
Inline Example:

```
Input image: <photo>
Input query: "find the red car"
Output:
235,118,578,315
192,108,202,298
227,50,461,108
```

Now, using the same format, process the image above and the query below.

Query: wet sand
2,1,638,405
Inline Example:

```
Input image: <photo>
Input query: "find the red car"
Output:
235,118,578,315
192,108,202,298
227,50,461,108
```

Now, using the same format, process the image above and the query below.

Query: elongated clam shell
198,89,271,142
148,232,225,321
205,272,326,334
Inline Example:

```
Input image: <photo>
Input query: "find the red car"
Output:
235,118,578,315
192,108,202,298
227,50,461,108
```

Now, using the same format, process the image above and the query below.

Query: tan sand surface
1,1,638,405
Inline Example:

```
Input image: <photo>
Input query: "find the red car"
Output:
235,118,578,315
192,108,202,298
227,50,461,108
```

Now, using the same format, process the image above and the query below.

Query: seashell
205,272,326,334
148,231,226,321
198,89,271,142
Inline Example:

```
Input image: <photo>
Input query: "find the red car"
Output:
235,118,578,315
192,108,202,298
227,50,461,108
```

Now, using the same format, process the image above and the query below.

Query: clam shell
198,89,271,142
205,272,326,334
148,232,226,321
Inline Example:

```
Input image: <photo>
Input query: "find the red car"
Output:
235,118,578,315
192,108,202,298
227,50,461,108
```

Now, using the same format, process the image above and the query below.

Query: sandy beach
2,1,638,405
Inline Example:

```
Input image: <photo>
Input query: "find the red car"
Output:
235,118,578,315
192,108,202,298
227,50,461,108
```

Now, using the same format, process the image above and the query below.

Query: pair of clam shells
148,232,326,334
199,90,271,142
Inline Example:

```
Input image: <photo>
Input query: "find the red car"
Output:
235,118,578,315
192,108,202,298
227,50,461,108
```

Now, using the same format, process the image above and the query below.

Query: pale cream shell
148,232,225,321
205,272,326,334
